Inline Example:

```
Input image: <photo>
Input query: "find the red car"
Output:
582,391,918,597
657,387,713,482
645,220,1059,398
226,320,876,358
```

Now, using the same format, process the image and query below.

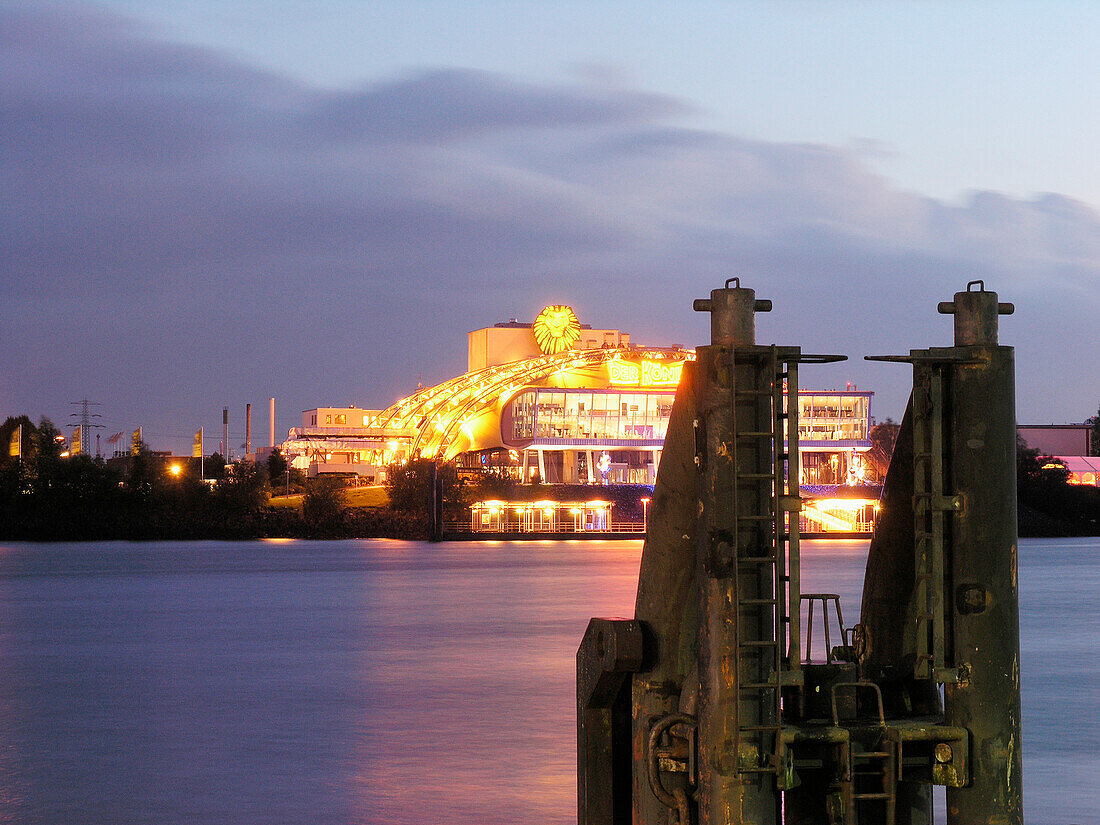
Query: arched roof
376,347,692,461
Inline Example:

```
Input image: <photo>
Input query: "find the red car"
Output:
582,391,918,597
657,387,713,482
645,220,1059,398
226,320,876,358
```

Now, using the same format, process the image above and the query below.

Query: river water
0,537,1091,824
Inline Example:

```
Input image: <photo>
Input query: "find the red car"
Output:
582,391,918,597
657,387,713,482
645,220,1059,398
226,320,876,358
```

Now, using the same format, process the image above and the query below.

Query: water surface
0,537,1090,823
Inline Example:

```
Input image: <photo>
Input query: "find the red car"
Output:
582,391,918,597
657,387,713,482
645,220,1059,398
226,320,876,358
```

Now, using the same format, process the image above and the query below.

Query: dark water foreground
0,537,1092,824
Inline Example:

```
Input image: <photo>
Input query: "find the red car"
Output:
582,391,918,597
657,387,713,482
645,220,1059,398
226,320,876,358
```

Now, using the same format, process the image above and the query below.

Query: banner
8,424,20,458
131,427,143,455
192,428,203,458
71,425,83,456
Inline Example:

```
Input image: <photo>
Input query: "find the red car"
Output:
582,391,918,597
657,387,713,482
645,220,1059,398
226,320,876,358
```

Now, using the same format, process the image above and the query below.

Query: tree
266,448,288,484
302,475,346,528
1017,435,1070,491
216,459,269,511
30,417,65,491
205,452,227,480
0,415,36,465
866,418,901,482
127,439,159,494
385,459,462,515
0,416,37,502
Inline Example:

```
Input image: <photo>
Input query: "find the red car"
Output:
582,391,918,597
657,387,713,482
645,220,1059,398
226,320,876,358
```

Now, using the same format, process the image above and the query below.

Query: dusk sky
3,1,1098,454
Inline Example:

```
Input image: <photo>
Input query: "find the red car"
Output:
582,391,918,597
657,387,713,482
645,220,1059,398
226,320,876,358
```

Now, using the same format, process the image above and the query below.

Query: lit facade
279,307,873,490
797,391,874,485
281,407,413,480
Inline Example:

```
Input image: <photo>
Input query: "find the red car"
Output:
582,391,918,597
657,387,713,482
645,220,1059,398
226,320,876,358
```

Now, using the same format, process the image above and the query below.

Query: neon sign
608,359,684,387
533,305,581,354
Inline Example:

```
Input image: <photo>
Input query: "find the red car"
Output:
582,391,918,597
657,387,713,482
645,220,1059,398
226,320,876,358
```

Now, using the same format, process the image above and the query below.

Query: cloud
1,2,1097,449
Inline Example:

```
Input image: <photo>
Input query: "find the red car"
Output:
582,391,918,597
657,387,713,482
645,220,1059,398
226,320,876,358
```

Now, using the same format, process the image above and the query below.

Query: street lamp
640,497,650,532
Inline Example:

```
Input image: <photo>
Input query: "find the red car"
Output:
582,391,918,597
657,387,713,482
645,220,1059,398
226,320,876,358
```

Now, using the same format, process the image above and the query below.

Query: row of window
511,390,675,441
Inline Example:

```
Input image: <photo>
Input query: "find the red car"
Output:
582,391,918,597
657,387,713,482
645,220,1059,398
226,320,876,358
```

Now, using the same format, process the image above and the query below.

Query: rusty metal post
693,280,778,825
692,277,773,347
631,359,701,825
579,618,645,825
937,282,1023,824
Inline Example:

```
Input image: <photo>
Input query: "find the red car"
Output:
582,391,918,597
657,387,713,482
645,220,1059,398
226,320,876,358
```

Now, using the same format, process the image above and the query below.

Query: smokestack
246,403,252,458
222,407,229,462
269,397,275,448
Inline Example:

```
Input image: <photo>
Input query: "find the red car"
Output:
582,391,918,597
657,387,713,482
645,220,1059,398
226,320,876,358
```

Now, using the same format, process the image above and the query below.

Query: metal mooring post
579,281,1021,825
863,281,1022,825
579,279,842,825
937,283,1022,824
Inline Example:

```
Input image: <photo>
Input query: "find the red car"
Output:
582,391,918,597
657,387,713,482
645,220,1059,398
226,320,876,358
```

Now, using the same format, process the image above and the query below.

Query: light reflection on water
0,537,1091,823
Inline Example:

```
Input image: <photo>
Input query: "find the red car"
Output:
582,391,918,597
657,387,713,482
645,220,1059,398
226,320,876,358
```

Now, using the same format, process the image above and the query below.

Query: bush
302,476,347,531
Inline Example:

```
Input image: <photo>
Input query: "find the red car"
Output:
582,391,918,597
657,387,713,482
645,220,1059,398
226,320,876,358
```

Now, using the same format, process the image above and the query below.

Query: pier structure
578,279,1022,824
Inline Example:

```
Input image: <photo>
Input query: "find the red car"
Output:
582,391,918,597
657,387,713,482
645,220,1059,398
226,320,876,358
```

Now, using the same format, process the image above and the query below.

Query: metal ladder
847,747,897,825
729,348,802,777
911,362,948,682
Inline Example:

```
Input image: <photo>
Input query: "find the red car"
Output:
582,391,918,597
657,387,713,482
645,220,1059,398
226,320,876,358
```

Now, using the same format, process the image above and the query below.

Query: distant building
280,407,410,482
1018,423,1092,457
1049,456,1100,487
279,305,874,488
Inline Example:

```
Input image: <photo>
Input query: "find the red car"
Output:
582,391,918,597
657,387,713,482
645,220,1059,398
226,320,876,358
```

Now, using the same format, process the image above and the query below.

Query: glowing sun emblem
533,305,581,354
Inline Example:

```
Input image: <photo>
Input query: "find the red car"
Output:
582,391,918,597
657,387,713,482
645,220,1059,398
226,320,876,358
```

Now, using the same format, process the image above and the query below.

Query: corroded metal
578,280,1023,825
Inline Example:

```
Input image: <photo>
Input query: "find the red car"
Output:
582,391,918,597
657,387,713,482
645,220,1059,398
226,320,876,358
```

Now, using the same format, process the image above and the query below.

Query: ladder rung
742,682,779,689
739,766,777,774
741,598,777,605
739,556,776,564
735,389,774,396
739,725,781,732
738,514,776,521
736,431,775,438
740,640,778,647
738,473,775,479
854,752,892,759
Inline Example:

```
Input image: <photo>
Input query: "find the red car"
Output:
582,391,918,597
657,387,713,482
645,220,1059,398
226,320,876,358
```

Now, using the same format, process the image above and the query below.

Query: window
335,414,347,425
325,415,332,424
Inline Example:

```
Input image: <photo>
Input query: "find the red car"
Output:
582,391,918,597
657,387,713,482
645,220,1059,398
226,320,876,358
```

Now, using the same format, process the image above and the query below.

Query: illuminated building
279,307,874,491
1018,423,1092,456
797,390,874,485
1043,456,1100,487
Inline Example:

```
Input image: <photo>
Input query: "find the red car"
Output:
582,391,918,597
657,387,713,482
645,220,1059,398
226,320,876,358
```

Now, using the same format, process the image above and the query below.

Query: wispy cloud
2,2,1096,447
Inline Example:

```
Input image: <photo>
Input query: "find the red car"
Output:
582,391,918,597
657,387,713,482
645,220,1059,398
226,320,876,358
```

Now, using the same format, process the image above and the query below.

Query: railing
444,519,647,534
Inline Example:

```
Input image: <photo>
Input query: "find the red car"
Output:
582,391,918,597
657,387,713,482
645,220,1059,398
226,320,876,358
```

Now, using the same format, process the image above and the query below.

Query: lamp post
640,496,650,532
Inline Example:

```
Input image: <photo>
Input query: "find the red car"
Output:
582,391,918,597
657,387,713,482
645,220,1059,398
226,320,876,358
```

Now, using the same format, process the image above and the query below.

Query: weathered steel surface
632,360,700,824
695,343,781,825
941,286,1023,825
578,618,645,825
579,280,1023,825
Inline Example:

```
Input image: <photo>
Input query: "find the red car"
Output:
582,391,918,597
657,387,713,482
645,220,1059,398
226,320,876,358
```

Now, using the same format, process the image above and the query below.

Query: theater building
279,305,874,489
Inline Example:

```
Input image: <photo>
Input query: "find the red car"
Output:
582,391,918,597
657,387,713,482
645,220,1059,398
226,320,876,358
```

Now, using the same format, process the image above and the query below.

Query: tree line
0,416,426,541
